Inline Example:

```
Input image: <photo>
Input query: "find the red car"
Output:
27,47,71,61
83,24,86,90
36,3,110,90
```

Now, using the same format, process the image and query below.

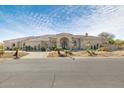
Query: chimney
85,32,88,37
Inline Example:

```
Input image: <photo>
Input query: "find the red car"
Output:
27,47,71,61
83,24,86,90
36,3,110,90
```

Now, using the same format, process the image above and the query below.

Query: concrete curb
0,58,13,62
19,56,124,60
0,56,124,61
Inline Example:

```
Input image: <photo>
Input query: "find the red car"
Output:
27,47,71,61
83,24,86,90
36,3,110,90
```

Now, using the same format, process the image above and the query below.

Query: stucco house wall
3,33,107,51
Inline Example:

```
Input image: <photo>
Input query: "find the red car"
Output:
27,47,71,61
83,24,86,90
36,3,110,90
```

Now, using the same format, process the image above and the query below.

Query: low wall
107,45,118,51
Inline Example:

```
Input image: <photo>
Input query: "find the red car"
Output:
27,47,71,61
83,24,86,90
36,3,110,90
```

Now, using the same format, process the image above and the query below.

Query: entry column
69,37,73,50
57,38,61,48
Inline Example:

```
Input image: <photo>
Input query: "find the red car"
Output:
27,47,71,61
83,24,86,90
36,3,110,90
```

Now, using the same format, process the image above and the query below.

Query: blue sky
0,5,124,41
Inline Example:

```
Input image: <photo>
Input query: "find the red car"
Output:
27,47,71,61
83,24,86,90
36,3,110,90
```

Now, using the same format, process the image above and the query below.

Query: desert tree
98,32,115,44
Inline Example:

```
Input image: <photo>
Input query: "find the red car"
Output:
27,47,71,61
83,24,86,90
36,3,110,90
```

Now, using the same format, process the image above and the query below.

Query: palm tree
55,47,62,56
13,47,19,59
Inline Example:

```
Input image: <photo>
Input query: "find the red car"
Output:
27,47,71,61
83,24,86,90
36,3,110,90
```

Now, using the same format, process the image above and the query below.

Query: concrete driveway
0,57,124,88
21,52,49,59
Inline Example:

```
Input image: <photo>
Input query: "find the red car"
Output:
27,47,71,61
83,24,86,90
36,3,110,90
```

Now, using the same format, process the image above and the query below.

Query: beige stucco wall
80,36,106,49
3,33,107,50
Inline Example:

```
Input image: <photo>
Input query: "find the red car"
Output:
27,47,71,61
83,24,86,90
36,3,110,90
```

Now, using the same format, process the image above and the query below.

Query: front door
62,40,68,49
60,37,69,49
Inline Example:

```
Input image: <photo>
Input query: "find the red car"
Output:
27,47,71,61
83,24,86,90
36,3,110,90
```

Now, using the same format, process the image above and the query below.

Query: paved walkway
21,52,49,59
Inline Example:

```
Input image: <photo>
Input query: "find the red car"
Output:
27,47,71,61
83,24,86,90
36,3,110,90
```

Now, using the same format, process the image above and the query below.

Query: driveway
21,52,49,59
0,58,124,88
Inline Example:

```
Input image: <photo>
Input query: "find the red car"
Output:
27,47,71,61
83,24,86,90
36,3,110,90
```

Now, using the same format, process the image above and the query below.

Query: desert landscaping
0,32,124,59
0,51,28,59
47,50,124,58
47,32,124,58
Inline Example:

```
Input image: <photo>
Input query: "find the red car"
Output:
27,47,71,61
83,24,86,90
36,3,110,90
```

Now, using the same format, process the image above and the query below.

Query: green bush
49,46,57,51
97,47,109,51
54,47,62,51
13,47,19,51
0,45,4,57
114,39,124,49
118,45,124,49
41,47,46,51
0,49,4,55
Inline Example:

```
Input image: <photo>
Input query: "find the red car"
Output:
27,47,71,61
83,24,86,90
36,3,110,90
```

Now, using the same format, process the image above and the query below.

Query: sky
0,5,124,42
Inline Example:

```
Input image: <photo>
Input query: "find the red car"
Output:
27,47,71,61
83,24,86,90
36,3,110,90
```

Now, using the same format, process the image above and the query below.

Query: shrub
115,39,124,49
41,47,46,51
97,47,109,51
0,49,4,57
0,45,5,57
13,47,19,51
86,49,97,56
49,46,57,51
65,50,73,56
54,47,62,56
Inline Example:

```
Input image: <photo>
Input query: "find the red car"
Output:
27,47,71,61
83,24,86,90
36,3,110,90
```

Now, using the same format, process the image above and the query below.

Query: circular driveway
21,52,49,59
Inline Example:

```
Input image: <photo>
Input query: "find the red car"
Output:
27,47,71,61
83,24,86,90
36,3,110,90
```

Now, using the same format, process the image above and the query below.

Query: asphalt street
0,57,124,88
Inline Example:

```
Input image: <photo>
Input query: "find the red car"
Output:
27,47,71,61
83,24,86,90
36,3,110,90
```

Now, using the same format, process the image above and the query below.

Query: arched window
97,43,99,49
12,43,15,47
94,45,96,50
73,40,77,47
34,45,37,51
91,46,93,49
23,43,25,46
38,44,41,50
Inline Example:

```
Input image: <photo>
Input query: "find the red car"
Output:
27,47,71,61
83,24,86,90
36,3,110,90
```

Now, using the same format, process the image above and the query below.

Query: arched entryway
60,37,69,49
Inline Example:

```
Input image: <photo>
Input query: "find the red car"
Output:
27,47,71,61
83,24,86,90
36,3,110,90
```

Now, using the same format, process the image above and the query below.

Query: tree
115,39,124,45
98,32,115,44
108,38,115,44
115,39,124,49
98,32,115,39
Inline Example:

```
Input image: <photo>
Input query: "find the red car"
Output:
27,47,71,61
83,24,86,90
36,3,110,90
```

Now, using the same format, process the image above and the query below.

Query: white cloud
0,28,26,41
0,6,124,41
66,6,124,39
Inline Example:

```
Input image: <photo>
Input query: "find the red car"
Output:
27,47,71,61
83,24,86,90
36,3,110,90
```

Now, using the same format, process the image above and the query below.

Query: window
23,43,25,46
13,43,15,47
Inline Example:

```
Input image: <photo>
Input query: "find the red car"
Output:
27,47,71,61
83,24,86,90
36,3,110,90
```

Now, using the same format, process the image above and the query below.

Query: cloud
0,5,124,41
63,6,124,39
0,28,25,42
